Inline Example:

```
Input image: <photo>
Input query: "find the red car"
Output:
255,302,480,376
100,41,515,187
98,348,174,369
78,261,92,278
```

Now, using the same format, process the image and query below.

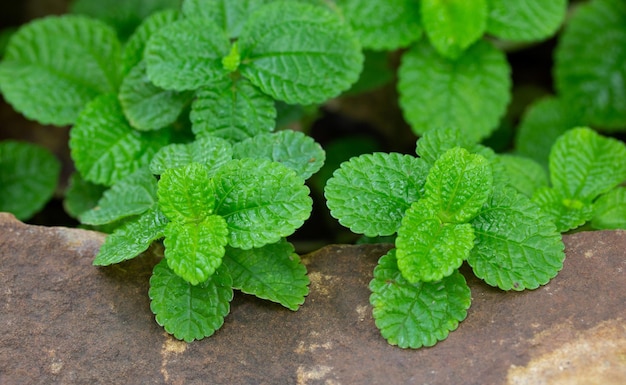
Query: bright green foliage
190,77,276,142
592,187,626,230
150,137,233,176
213,159,312,249
119,61,194,131
498,155,548,198
224,239,309,310
421,147,493,224
369,250,471,349
398,40,510,141
486,0,566,42
396,200,475,283
515,97,583,169
416,127,482,166
325,152,429,237
0,16,121,125
70,94,170,186
335,0,422,50
93,207,168,265
157,163,216,223
469,187,565,290
63,173,107,219
182,0,270,39
554,0,626,129
149,259,233,342
164,216,229,285
0,141,60,220
532,187,593,233
80,168,157,226
420,0,487,60
232,130,325,180
145,17,231,91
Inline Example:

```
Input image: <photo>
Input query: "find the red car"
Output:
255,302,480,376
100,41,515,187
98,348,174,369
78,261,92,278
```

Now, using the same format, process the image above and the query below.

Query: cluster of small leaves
331,0,566,141
325,127,565,348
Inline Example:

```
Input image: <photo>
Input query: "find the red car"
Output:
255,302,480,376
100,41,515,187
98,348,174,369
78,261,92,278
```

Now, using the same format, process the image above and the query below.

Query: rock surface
1,212,625,384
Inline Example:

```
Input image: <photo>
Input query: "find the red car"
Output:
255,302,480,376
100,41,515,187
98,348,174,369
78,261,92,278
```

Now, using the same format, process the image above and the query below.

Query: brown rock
0,212,625,384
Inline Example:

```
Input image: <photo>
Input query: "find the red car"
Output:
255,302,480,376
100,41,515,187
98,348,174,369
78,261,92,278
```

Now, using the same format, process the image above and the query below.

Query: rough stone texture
1,212,625,384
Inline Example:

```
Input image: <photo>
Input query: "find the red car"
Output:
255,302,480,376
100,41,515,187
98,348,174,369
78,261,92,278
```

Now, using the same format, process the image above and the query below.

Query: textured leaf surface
398,40,510,141
70,94,169,186
190,77,276,142
336,0,422,50
80,168,157,225
213,159,312,249
119,61,193,131
182,0,269,38
515,97,583,168
420,0,487,59
93,207,168,265
164,215,229,285
157,163,216,223
0,15,121,125
416,127,481,166
423,147,492,223
486,0,566,42
325,153,429,237
145,17,230,91
370,250,471,349
550,127,626,202
396,200,475,283
0,141,60,220
498,154,548,198
554,0,626,128
238,1,363,104
150,137,233,176
63,173,107,219
232,130,325,180
469,187,565,290
592,187,626,230
224,239,309,310
149,259,233,342
122,9,180,75
532,187,594,233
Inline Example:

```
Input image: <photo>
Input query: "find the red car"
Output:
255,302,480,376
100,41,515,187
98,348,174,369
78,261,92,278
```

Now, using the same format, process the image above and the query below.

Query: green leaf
238,1,363,104
157,163,216,223
486,0,566,42
370,249,471,349
422,147,493,223
164,215,229,285
554,0,626,129
325,153,429,237
469,187,565,290
69,94,170,186
515,97,583,169
398,40,510,141
498,154,548,198
190,77,276,142
149,259,233,342
532,187,594,233
79,168,157,226
145,17,230,91
232,130,325,180
119,61,194,131
224,239,309,310
420,0,487,59
416,127,481,166
335,0,422,50
592,187,626,230
150,137,233,176
550,127,626,202
0,141,61,220
213,158,312,249
122,9,180,75
0,15,121,125
396,200,475,283
182,0,270,39
93,206,168,265
63,172,107,219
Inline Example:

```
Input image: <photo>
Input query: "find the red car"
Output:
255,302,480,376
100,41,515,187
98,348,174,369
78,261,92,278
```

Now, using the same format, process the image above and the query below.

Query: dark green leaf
498,154,548,198
592,187,626,230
